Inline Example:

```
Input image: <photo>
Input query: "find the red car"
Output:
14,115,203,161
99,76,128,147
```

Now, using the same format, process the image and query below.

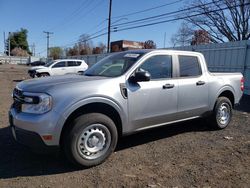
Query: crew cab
28,59,88,77
9,50,244,167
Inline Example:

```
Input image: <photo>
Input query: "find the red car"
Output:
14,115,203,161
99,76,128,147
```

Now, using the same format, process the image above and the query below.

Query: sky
0,0,186,57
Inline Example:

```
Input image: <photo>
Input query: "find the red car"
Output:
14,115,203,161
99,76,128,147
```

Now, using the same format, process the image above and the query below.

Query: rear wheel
210,97,232,129
64,113,118,167
77,71,84,75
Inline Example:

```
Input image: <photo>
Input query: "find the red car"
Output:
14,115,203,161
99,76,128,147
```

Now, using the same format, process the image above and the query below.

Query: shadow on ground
0,95,249,179
235,95,250,113
12,79,24,82
0,119,211,179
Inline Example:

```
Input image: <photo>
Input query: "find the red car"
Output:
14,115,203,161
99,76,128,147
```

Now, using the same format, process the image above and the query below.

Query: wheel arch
214,87,235,110
36,72,50,76
59,102,123,147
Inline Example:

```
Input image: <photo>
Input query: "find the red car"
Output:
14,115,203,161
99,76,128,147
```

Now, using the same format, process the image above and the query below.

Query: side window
178,56,201,77
67,61,77,67
52,61,66,68
139,55,172,79
76,61,82,66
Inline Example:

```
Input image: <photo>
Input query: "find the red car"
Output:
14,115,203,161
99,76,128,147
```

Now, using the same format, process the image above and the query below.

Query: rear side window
67,61,78,67
52,61,66,68
76,61,82,66
178,56,201,77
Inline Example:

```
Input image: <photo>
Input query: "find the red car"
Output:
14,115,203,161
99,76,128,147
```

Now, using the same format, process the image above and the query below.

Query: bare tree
184,0,250,43
144,40,157,49
78,34,93,55
191,30,211,45
171,22,194,46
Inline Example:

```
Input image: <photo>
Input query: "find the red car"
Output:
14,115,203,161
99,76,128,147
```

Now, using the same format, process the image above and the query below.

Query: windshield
44,60,55,67
84,52,144,77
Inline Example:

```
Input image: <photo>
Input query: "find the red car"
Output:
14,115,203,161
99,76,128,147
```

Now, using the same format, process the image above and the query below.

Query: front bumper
28,70,36,78
9,113,59,153
9,112,59,153
9,106,62,144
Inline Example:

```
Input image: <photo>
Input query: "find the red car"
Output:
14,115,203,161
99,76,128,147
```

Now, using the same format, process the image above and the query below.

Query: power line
112,0,184,19
60,32,108,48
47,0,94,31
114,2,250,32
46,1,249,52
112,0,223,28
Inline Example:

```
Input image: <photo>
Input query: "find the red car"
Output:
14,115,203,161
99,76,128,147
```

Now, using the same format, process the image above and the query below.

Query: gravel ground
0,64,249,187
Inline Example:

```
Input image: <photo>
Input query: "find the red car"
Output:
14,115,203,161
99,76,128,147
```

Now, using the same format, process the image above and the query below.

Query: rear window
178,56,201,77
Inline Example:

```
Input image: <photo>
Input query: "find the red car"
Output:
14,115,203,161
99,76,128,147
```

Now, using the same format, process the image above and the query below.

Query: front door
51,61,67,75
127,54,178,131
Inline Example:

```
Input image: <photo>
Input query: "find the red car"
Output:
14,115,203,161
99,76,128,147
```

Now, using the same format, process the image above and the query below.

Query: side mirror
130,71,151,82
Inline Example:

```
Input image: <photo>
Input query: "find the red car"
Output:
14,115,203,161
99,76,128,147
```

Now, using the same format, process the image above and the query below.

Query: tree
49,47,63,59
7,28,31,56
78,34,93,55
184,0,250,43
11,47,29,56
111,44,121,52
97,42,106,53
171,22,194,46
144,40,157,49
92,47,101,54
66,46,78,56
191,30,210,45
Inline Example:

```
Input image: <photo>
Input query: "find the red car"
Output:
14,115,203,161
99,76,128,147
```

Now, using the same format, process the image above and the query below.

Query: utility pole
163,32,166,48
8,32,11,56
107,0,112,53
30,43,36,56
3,32,6,55
43,31,53,59
33,43,35,56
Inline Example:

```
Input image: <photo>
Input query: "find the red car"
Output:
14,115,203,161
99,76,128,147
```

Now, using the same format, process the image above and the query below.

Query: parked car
26,61,46,66
10,50,244,167
28,59,88,78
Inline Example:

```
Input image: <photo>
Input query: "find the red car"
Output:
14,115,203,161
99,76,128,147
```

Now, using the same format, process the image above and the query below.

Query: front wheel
64,113,118,167
38,73,50,77
210,97,233,129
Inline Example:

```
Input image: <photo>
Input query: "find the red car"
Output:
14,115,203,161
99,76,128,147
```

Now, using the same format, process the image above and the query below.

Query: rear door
67,61,78,74
127,54,178,131
177,55,209,118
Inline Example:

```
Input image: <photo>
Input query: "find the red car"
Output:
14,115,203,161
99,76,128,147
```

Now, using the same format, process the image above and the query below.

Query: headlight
21,93,52,114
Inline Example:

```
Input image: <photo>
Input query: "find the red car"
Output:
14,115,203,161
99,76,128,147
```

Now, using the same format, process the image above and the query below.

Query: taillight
240,77,244,91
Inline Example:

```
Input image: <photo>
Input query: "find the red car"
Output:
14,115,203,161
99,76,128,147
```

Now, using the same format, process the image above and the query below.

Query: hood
29,66,46,71
17,74,108,93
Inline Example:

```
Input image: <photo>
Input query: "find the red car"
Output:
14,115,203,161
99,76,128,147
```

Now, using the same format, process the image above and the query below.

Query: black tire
210,97,233,129
38,73,50,77
63,113,118,167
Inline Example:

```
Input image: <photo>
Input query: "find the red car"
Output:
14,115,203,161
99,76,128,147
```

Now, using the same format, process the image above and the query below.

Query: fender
210,85,235,110
53,96,127,145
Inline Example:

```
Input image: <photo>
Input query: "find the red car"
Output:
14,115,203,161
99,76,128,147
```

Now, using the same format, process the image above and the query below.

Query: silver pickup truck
9,50,244,167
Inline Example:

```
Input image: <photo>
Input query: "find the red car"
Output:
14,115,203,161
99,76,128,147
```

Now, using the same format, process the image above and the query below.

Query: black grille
13,88,23,97
12,88,23,113
12,100,22,112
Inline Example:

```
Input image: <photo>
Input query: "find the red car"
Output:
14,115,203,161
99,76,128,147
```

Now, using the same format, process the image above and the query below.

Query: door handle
196,81,205,86
163,84,175,89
